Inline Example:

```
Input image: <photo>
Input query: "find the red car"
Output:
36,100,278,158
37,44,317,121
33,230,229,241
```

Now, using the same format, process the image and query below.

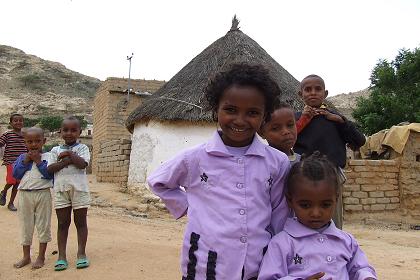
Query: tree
74,115,88,130
353,48,420,135
39,116,63,132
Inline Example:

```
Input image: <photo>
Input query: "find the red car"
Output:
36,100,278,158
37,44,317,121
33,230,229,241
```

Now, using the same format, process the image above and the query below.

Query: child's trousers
18,188,52,246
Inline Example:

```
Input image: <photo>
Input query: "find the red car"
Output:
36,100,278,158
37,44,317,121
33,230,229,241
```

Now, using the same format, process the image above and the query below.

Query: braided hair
287,151,339,196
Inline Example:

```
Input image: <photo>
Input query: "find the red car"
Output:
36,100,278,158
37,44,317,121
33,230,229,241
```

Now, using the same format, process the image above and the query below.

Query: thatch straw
126,17,304,132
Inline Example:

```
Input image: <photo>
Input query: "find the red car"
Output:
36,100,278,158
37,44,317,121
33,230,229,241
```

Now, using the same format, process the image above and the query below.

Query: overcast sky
1,0,419,95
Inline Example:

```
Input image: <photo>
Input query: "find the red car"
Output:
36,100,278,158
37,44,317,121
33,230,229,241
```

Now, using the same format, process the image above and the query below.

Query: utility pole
126,53,134,102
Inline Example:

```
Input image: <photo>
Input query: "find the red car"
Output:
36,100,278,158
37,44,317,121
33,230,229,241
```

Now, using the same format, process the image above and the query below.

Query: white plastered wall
128,120,216,190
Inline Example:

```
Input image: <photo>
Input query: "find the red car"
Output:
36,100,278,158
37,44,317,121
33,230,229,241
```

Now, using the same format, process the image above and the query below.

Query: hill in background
327,88,370,121
0,45,100,124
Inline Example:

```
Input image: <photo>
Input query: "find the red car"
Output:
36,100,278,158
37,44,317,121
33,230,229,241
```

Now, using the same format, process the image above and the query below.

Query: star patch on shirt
200,172,208,182
267,175,273,186
293,253,303,264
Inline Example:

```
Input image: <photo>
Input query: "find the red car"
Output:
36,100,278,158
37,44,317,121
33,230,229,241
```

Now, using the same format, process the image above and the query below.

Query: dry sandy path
0,166,419,280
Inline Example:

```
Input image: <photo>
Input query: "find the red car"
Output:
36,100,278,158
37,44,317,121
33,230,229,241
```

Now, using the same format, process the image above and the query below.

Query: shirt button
318,237,325,243
237,158,243,164
240,236,247,243
239,209,246,215
236,183,244,189
326,255,333,262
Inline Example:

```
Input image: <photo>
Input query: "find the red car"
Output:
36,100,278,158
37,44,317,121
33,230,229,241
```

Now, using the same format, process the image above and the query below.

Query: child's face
261,108,297,155
60,120,81,145
24,131,46,152
299,77,328,108
10,115,24,131
287,177,337,229
217,85,265,147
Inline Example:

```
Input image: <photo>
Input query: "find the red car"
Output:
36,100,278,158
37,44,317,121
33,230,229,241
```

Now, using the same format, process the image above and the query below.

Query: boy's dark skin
0,115,24,211
14,127,48,269
47,119,88,268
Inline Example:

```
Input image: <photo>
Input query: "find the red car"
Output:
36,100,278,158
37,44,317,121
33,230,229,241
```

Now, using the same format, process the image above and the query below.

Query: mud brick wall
96,139,131,187
398,132,420,219
92,78,164,173
343,160,400,212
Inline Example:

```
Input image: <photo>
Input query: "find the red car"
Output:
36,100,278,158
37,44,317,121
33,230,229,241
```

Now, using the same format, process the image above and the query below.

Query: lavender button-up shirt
258,218,377,280
148,132,290,280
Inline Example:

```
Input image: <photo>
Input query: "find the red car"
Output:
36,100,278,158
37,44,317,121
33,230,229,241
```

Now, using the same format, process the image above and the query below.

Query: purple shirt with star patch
148,131,290,280
258,218,377,280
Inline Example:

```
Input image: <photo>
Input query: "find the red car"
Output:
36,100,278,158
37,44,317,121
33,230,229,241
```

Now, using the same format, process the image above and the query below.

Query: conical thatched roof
126,17,303,132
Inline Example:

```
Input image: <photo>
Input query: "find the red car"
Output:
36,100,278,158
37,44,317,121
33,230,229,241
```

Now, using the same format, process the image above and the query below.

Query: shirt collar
283,217,344,239
60,142,80,149
205,131,266,157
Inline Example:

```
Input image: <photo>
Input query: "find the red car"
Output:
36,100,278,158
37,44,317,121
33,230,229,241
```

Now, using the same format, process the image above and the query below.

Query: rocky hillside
327,89,370,121
0,45,100,124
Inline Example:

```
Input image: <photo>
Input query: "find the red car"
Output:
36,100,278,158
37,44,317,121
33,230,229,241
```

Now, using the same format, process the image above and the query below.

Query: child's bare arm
47,158,72,173
69,152,88,169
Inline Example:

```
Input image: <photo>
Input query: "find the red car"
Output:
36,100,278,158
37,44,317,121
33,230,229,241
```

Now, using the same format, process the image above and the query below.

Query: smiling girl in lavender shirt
258,152,377,280
148,63,290,280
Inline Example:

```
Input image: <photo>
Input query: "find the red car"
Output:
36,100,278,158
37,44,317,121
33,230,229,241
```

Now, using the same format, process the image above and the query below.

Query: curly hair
205,63,281,122
287,151,339,196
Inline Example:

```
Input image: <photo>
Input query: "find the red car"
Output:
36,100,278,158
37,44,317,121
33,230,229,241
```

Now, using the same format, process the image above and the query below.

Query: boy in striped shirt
0,113,28,211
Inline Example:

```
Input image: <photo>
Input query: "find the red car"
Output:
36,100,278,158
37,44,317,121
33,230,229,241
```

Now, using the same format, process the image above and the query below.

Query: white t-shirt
48,143,90,192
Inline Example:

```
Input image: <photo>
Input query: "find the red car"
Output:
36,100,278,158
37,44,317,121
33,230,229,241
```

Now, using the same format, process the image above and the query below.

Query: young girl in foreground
148,63,290,280
258,152,377,280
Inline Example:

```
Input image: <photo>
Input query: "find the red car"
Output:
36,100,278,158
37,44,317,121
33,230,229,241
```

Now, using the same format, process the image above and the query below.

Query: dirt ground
0,166,419,280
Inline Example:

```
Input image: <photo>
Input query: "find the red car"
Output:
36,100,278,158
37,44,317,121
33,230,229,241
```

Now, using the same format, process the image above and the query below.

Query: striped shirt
0,131,28,165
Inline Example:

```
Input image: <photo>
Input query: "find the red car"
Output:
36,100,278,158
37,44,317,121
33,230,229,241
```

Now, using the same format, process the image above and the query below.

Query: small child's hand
28,150,42,164
305,272,326,280
58,151,73,162
315,109,344,123
23,153,32,164
302,105,318,118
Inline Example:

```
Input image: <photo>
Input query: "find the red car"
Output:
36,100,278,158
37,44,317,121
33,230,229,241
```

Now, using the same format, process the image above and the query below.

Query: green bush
39,116,63,132
24,118,39,128
43,142,59,152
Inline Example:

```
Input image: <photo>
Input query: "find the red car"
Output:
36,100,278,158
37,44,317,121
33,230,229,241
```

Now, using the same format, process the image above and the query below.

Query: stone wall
96,139,131,187
92,78,164,173
343,131,420,222
343,160,400,212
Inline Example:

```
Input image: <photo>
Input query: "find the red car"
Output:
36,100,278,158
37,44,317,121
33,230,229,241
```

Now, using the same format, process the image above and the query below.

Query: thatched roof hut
126,17,303,132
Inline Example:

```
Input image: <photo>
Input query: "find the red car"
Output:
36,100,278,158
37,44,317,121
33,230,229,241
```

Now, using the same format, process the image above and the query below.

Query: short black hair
62,116,81,129
300,74,326,90
274,101,293,111
205,63,281,122
287,151,339,196
10,113,23,123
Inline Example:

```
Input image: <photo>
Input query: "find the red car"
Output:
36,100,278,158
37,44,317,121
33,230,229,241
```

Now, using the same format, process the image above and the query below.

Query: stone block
386,179,398,185
344,205,363,211
343,191,351,197
354,166,367,172
382,160,397,166
385,204,399,210
383,173,397,179
361,172,377,178
370,204,386,211
378,184,398,191
343,184,360,191
363,205,371,210
376,197,391,204
352,191,368,198
367,160,382,166
344,197,359,205
369,191,384,198
361,185,378,192
390,197,400,203
385,190,399,197
385,167,399,172
348,160,366,166
361,198,377,205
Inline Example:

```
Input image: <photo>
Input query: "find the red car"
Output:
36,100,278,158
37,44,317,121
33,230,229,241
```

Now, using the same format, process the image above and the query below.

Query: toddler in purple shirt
258,152,377,280
148,64,291,280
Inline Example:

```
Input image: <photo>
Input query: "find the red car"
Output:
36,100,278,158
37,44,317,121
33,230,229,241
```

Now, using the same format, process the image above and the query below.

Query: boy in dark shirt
294,75,366,228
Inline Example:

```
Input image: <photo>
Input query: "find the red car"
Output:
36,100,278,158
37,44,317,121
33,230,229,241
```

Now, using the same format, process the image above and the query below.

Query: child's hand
302,105,318,118
23,153,32,164
305,272,326,280
58,151,73,162
315,109,344,123
28,150,42,164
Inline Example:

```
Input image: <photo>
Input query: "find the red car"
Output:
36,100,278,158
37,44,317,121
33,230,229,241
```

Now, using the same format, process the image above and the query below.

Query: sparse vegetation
353,48,420,135
39,116,63,132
